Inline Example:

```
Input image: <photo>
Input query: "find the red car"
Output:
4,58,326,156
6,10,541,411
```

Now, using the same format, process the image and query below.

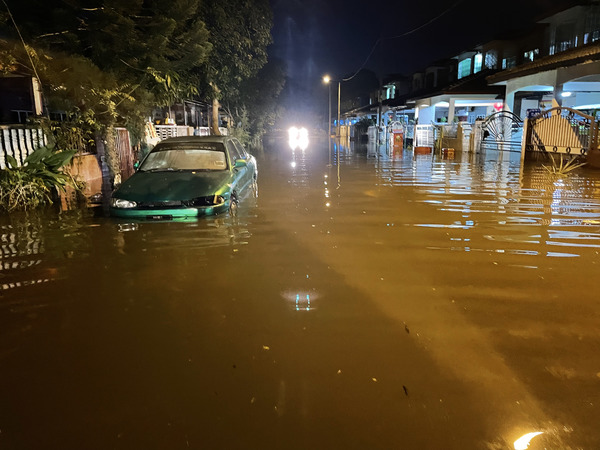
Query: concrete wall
64,154,103,198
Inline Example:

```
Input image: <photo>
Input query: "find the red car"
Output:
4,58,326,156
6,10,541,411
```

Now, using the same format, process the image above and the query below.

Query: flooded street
1,137,600,449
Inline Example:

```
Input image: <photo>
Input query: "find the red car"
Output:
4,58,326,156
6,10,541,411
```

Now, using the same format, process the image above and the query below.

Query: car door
225,139,250,192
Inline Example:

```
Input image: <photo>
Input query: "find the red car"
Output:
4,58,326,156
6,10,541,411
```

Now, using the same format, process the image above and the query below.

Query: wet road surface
1,138,599,449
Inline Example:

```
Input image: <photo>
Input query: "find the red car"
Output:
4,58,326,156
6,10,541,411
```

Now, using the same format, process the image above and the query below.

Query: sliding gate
525,107,598,156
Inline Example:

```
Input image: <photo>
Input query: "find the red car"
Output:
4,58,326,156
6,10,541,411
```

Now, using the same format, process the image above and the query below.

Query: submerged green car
110,136,257,220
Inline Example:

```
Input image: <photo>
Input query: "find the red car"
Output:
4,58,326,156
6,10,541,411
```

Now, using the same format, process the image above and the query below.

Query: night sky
269,0,584,102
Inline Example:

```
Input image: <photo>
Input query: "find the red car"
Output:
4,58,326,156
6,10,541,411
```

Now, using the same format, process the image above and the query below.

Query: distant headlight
111,198,137,208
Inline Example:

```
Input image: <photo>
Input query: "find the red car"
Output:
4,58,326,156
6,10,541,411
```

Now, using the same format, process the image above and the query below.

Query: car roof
157,136,232,145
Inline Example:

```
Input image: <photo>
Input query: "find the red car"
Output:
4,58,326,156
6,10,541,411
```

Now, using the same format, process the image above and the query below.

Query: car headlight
111,198,137,208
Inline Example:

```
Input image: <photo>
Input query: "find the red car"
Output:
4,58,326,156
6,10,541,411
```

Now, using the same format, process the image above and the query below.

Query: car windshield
140,144,228,171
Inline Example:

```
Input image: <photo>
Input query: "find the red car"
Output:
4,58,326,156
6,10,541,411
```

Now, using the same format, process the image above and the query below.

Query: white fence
415,124,434,148
154,125,228,140
0,127,47,169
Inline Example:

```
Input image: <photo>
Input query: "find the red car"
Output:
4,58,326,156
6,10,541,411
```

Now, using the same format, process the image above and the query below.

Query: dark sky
269,0,584,85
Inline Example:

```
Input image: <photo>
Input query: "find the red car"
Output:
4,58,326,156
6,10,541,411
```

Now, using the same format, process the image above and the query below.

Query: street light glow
323,75,331,84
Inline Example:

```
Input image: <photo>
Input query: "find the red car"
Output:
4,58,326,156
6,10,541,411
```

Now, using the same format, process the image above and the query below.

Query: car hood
114,170,233,202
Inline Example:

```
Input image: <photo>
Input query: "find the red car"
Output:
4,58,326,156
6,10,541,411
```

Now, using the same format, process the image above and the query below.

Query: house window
584,30,600,44
584,7,600,44
458,58,471,79
524,49,539,62
385,85,395,100
474,54,483,73
502,56,517,69
485,51,497,69
558,40,573,52
555,22,575,53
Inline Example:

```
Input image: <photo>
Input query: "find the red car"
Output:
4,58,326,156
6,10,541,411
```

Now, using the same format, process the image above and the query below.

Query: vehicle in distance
110,136,257,220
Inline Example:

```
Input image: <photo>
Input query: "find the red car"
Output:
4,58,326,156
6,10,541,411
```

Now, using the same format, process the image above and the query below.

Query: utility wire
342,0,466,82
1,0,49,118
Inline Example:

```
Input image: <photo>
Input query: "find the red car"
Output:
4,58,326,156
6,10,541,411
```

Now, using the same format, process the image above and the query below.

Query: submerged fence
0,127,47,169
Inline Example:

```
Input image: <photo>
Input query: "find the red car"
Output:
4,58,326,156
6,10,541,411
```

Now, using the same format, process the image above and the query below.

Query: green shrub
0,147,78,212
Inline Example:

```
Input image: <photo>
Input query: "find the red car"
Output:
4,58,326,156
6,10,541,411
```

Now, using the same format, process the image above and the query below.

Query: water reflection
0,210,93,292
281,290,318,312
111,216,253,253
362,145,600,258
514,431,544,450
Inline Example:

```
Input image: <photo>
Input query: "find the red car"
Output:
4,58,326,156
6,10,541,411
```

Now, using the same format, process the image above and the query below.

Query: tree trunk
211,97,221,135
104,126,121,188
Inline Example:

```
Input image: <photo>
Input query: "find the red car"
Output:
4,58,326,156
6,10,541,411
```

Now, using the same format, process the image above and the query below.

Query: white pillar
448,99,456,123
552,83,563,107
31,77,43,116
419,106,435,124
504,90,516,112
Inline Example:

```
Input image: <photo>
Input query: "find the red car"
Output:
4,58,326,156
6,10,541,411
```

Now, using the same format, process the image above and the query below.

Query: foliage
199,0,273,133
1,0,211,140
1,0,279,176
228,107,251,146
542,154,587,175
0,146,78,212
355,117,376,135
228,57,286,139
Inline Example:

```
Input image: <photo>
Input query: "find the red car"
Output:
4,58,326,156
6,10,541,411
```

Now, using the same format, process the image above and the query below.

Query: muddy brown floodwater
1,137,600,449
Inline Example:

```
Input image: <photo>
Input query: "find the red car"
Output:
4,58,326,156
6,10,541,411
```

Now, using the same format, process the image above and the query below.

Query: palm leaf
24,146,52,165
5,155,20,169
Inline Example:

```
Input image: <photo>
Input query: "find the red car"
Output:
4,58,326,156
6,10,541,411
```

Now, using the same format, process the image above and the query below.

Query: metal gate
480,111,524,152
525,107,598,156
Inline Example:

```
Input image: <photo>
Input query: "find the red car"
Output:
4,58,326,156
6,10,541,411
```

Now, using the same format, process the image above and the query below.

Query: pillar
504,91,516,112
448,99,456,123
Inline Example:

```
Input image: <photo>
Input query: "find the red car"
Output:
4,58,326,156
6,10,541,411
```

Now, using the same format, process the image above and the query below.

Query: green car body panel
109,136,257,220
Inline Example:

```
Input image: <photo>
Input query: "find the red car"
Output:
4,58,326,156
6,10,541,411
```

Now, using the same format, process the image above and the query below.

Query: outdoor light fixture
560,91,572,97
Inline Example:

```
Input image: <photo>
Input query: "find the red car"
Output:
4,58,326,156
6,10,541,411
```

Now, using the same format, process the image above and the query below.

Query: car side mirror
234,159,247,168
134,161,140,170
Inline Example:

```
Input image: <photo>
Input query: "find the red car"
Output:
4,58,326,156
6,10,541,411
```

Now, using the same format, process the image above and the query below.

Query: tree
1,0,212,119
199,0,273,134
227,56,286,141
1,0,212,184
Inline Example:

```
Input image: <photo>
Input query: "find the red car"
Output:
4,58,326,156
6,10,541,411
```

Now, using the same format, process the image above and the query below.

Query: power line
342,0,466,82
1,0,49,118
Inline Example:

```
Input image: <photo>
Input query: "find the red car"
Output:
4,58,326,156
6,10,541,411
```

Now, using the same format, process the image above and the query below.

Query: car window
226,141,242,162
232,139,248,159
140,147,227,171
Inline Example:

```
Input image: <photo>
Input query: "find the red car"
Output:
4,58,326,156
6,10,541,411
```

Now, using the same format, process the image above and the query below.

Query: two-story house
486,1,600,116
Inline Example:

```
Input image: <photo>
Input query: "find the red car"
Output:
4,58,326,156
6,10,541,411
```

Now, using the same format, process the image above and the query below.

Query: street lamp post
337,80,341,138
323,75,332,138
323,75,341,139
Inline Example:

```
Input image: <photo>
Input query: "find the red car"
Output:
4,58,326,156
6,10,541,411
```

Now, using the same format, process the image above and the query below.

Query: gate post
521,118,530,163
587,117,600,168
